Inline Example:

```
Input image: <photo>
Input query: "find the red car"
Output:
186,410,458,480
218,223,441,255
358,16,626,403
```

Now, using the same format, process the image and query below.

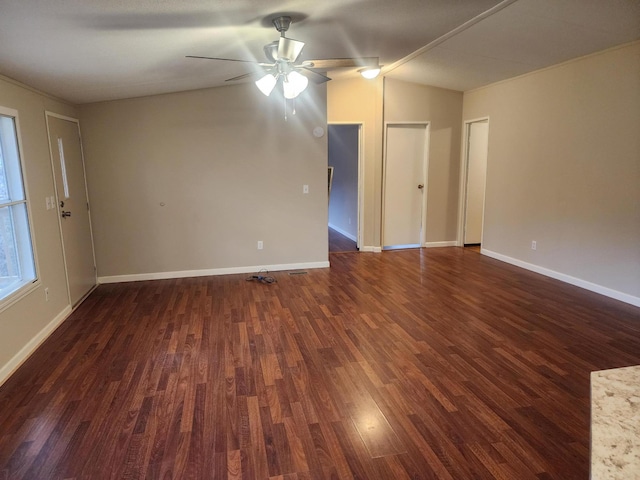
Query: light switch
46,196,51,210
303,185,309,194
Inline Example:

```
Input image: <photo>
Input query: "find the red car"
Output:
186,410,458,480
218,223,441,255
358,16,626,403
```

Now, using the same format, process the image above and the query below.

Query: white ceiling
385,0,640,91
0,0,638,104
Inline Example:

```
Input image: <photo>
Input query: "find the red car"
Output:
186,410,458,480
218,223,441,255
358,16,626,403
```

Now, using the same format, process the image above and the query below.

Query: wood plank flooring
329,228,357,253
1,247,639,479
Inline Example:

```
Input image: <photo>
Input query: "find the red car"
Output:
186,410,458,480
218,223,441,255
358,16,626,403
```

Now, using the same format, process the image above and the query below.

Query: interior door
464,121,489,245
383,124,427,248
47,114,96,306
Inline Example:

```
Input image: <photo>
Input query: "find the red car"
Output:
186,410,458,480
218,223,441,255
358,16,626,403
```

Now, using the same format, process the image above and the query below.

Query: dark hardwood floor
329,228,357,253
1,248,639,479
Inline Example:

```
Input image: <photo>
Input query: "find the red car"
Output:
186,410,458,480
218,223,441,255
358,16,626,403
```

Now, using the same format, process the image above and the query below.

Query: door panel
383,124,426,248
464,121,489,244
48,115,96,305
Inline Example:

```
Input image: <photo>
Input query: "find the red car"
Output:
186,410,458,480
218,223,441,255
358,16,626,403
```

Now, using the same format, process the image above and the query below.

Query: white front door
464,121,489,245
383,124,427,248
47,114,96,306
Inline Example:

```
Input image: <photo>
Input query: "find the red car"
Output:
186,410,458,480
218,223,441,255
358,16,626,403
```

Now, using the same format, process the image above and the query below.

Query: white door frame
45,111,97,307
457,117,490,247
328,122,364,249
382,121,430,249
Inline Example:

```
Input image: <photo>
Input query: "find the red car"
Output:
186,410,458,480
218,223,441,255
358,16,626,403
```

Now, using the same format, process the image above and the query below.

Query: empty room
0,1,639,479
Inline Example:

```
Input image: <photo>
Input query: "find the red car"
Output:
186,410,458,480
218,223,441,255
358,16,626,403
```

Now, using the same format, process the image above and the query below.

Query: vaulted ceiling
0,0,638,104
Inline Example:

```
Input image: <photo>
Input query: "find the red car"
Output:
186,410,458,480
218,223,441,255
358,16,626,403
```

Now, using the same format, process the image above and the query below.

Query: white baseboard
98,261,331,284
424,241,458,248
0,305,73,387
482,249,640,307
328,223,357,242
383,244,421,251
359,246,382,253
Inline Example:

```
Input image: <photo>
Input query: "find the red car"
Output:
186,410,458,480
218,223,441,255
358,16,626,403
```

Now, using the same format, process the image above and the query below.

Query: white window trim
0,105,40,313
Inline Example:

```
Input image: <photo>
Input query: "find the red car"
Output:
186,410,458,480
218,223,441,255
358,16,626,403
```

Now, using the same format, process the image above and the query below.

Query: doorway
461,119,489,248
46,113,97,306
328,124,362,253
382,123,429,249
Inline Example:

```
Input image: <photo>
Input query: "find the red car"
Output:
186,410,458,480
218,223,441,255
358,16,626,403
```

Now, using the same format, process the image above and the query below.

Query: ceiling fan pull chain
284,96,288,121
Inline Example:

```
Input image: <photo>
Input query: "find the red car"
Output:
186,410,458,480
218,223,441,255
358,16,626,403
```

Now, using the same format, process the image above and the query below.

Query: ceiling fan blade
303,57,379,70
225,70,271,82
186,55,272,67
278,37,305,62
298,67,332,84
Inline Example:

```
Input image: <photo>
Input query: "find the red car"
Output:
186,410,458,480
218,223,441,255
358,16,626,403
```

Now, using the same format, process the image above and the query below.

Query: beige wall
463,42,640,299
384,79,463,243
0,76,76,381
327,77,384,248
79,83,328,279
328,77,462,246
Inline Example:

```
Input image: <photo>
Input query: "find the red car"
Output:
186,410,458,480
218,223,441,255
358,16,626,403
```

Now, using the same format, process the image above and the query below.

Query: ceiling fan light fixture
359,66,381,79
189,15,377,112
283,71,309,99
255,73,277,96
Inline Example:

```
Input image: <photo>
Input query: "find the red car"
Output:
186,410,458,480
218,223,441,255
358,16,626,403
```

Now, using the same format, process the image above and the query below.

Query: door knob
418,184,424,189
61,211,71,218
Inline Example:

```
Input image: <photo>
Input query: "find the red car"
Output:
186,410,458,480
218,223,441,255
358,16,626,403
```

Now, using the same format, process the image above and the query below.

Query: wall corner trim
98,261,331,284
481,249,640,307
0,305,73,387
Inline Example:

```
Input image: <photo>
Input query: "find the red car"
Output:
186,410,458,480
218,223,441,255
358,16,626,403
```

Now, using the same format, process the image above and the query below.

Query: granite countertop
591,365,640,479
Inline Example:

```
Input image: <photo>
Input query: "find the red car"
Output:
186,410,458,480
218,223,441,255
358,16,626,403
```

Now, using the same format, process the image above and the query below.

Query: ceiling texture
0,0,638,104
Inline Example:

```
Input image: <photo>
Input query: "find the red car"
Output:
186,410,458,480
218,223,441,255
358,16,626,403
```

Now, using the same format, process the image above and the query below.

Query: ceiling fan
186,15,380,100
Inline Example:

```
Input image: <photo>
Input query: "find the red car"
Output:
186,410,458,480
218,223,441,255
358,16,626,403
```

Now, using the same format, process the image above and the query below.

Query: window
0,107,36,305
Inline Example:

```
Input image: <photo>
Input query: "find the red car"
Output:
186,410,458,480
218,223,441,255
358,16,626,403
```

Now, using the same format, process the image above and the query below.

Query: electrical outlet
303,185,309,194
531,240,537,250
44,287,49,301
257,241,263,250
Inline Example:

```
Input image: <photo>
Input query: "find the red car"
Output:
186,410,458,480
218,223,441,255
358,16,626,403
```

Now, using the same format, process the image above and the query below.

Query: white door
47,114,96,306
383,124,427,248
464,121,489,245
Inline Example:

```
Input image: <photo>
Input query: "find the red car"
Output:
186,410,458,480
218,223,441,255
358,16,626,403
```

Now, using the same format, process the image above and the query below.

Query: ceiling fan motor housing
272,16,292,35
